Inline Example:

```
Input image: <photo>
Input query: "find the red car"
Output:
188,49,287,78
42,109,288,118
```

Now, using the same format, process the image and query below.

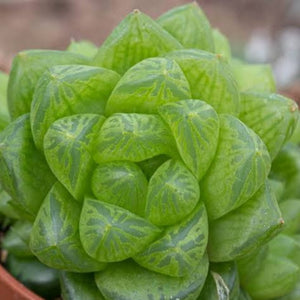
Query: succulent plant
0,3,300,300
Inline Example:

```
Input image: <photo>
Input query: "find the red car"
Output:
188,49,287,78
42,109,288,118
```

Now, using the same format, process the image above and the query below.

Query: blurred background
0,0,299,98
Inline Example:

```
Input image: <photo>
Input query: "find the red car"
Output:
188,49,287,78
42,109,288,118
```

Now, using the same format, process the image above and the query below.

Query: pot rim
0,264,44,300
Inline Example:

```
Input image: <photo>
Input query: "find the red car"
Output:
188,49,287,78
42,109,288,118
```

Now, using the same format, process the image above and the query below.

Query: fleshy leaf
93,9,182,75
0,187,20,219
67,40,98,58
134,201,208,277
93,113,177,163
239,289,252,300
157,3,214,51
268,178,284,202
159,99,219,180
276,281,300,300
166,49,240,115
30,182,106,272
0,71,9,130
279,199,300,235
271,143,300,199
105,57,191,115
201,114,271,220
145,159,200,226
269,234,300,267
238,245,300,299
289,112,300,145
213,29,231,60
95,255,209,300
60,272,105,300
198,272,230,300
199,262,240,300
2,221,33,257
239,92,299,160
231,59,276,92
208,182,283,262
0,114,56,220
31,64,119,150
44,114,105,201
91,161,148,216
79,198,161,262
7,50,90,119
137,154,169,179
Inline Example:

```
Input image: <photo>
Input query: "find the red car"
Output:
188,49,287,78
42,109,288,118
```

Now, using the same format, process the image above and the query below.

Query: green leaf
2,221,33,257
279,200,300,235
0,71,9,130
93,113,177,163
105,57,191,115
159,99,219,180
31,64,119,150
211,262,240,300
288,112,300,145
44,114,105,201
212,29,231,60
145,159,200,226
0,114,56,221
95,255,209,300
231,59,276,92
239,289,252,300
93,9,182,75
198,271,230,300
60,272,105,300
91,161,148,216
79,198,161,262
199,262,240,300
166,49,240,115
5,254,60,300
238,248,300,299
157,3,214,51
137,154,170,179
134,201,208,277
201,114,271,220
271,143,300,199
268,178,284,202
239,92,299,160
275,280,300,300
30,182,106,272
237,244,269,284
7,50,90,119
208,182,283,262
67,39,98,58
0,187,20,219
269,234,300,267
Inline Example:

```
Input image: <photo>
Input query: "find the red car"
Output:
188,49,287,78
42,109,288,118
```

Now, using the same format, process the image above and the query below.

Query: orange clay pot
0,265,43,300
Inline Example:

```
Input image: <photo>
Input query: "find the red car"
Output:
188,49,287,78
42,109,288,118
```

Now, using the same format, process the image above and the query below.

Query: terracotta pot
0,265,43,300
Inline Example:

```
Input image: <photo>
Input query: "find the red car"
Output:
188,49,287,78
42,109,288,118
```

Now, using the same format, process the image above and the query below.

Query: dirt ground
0,0,296,71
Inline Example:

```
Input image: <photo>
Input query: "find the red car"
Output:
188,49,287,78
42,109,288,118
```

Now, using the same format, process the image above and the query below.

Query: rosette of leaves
0,3,299,300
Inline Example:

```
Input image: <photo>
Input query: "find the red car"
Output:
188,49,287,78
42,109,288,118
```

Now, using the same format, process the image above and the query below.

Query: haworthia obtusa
79,198,161,262
159,99,219,180
145,159,200,226
134,201,208,277
91,161,148,217
201,114,271,220
44,114,105,201
30,64,120,151
166,49,240,115
7,50,90,119
105,57,191,115
30,182,106,272
93,9,182,75
157,3,214,52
